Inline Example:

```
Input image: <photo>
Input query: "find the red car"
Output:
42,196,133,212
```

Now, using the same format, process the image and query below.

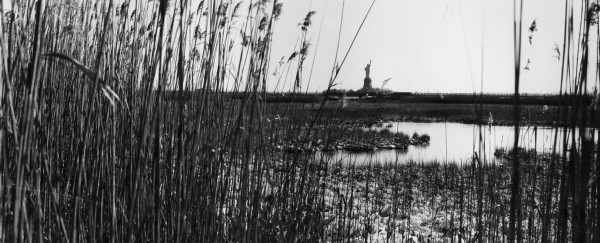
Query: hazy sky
269,0,574,94
2,0,591,94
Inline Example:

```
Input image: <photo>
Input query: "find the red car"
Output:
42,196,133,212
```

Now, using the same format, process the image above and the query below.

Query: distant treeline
375,93,593,106
162,90,323,103
163,90,593,106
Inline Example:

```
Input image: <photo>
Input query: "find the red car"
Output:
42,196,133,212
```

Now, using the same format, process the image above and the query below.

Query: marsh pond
318,121,579,164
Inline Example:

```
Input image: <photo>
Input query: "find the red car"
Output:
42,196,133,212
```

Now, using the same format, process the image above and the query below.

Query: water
317,122,588,165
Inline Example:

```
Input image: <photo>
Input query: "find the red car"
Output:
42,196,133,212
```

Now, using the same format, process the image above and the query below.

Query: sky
268,0,577,94
1,0,592,94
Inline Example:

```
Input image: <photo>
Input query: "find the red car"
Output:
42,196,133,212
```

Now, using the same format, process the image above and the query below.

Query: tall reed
1,0,599,242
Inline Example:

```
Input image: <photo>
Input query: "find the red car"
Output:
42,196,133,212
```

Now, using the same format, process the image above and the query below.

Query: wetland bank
2,0,600,242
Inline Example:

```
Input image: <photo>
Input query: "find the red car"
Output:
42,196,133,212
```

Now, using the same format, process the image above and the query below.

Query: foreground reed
0,0,599,242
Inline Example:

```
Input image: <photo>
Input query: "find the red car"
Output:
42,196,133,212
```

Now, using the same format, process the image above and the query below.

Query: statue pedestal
363,78,372,90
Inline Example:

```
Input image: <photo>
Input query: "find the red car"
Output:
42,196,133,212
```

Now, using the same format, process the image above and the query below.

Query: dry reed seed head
119,2,129,18
194,26,203,39
219,17,227,28
553,44,561,60
589,3,600,24
528,19,537,45
217,2,229,16
241,35,250,46
528,19,537,33
300,11,317,31
253,0,270,11
273,3,283,20
288,52,297,62
300,41,310,56
258,16,268,31
232,2,242,18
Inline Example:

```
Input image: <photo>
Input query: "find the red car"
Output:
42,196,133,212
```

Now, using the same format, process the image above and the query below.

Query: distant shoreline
165,91,594,106
273,101,588,127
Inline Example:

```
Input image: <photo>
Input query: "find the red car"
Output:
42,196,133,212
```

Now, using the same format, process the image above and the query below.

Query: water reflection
315,122,588,164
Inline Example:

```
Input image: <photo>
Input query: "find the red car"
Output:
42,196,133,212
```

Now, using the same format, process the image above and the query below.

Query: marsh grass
1,0,599,242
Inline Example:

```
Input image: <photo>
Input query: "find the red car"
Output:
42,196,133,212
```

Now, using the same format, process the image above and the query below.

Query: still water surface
318,122,577,164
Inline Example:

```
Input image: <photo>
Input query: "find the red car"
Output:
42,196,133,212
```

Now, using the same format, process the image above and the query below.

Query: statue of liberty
363,60,372,90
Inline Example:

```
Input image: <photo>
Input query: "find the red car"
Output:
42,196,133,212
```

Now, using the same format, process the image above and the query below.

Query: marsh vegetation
0,0,599,242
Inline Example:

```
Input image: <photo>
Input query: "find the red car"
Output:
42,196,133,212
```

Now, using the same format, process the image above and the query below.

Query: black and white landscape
1,0,599,242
